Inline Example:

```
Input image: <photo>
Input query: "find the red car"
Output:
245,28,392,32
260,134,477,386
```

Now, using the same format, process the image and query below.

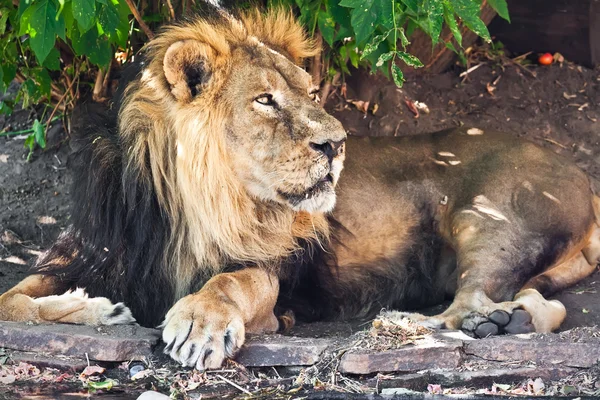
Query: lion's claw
161,295,245,370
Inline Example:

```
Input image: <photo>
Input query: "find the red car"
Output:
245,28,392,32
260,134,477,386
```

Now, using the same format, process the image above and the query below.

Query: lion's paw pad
462,309,534,338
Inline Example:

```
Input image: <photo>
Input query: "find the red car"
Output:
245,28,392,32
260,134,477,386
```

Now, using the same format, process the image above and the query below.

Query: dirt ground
1,55,600,329
1,48,600,398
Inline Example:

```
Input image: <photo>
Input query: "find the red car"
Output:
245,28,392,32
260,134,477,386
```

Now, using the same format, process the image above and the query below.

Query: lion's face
158,16,346,214
221,43,347,213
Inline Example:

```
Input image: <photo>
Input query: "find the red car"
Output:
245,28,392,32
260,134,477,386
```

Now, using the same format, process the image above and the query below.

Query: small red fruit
538,53,553,65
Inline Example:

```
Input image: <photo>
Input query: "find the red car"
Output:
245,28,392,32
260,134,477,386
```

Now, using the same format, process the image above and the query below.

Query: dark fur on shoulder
34,101,174,327
278,212,444,322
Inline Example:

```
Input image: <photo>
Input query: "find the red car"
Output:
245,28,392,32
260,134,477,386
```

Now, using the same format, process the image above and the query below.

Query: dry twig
124,0,155,39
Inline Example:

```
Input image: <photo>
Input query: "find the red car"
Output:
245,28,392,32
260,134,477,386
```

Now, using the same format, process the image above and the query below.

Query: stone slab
237,334,335,367
338,338,463,374
0,322,160,362
464,334,600,368
378,367,579,391
8,350,89,372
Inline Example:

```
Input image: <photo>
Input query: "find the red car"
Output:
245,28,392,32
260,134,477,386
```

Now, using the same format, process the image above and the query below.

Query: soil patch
0,54,599,398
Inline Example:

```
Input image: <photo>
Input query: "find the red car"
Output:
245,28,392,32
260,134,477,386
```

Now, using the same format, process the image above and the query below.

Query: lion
1,7,600,372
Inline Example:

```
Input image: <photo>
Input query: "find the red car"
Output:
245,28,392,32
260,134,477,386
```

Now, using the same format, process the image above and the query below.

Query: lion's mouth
278,173,334,205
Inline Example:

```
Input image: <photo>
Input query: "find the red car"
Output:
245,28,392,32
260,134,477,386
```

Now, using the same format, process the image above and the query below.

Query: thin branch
45,68,78,136
124,0,154,39
92,68,105,102
216,375,252,395
165,0,175,20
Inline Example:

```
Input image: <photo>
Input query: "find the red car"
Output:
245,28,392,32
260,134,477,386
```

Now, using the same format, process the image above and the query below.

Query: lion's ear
163,40,214,102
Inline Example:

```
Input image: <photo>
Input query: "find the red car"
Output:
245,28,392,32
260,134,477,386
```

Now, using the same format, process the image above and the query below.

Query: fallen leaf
561,385,578,395
414,101,430,114
340,83,347,99
578,103,589,111
427,384,442,394
36,216,57,225
88,379,116,391
582,308,590,314
404,99,419,118
0,375,16,384
486,82,496,96
81,365,106,377
494,383,511,391
55,373,72,383
131,369,153,381
349,100,369,114
532,378,545,394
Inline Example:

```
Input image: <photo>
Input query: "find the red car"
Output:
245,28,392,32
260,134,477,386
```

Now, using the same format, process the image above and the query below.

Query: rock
378,367,579,391
464,334,600,368
236,335,334,367
338,337,463,374
0,322,160,362
137,391,170,400
8,350,88,372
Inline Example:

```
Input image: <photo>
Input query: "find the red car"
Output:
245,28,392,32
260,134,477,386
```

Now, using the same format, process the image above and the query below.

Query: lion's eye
255,94,275,106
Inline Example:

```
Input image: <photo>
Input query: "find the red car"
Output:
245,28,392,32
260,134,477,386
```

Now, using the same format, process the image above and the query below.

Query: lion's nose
310,138,346,161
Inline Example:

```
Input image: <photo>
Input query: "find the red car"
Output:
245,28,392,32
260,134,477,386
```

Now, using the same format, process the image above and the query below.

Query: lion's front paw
161,294,245,370
34,288,136,326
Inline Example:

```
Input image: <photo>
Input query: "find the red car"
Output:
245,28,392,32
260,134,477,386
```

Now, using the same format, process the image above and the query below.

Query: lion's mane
34,8,328,327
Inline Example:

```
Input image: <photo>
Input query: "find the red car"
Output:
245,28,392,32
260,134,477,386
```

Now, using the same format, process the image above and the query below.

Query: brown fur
1,9,599,371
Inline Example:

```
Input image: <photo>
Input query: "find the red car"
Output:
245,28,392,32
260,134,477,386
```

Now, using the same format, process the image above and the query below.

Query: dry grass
352,315,432,352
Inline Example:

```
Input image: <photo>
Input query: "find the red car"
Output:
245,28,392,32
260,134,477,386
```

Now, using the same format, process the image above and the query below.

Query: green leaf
398,27,409,49
20,0,59,64
317,9,336,46
62,2,77,37
72,0,96,32
31,68,52,97
327,0,351,30
450,0,491,43
0,101,13,115
18,0,32,19
361,30,391,60
488,0,509,22
97,1,120,35
339,0,393,44
375,51,394,67
88,379,116,391
2,64,16,88
43,47,61,70
400,0,418,13
72,26,112,66
0,8,10,35
24,134,35,160
444,41,457,52
0,67,3,93
348,46,359,68
391,63,404,87
33,119,46,148
443,0,462,47
424,0,444,43
109,0,131,48
396,51,424,68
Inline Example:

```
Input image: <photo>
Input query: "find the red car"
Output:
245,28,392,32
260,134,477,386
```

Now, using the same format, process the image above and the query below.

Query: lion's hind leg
449,241,598,338
0,275,135,326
